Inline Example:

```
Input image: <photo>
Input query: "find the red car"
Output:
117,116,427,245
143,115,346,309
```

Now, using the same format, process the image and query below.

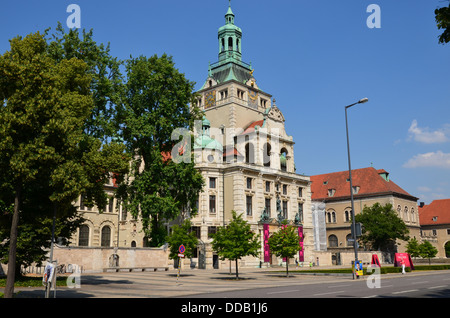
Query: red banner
371,254,381,267
263,224,270,263
394,253,414,270
298,226,304,262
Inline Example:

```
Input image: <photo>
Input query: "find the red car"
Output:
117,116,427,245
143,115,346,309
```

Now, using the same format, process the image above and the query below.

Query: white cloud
408,120,449,144
403,151,450,169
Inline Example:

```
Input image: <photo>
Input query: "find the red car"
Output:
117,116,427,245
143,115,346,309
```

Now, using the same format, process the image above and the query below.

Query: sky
1,0,449,205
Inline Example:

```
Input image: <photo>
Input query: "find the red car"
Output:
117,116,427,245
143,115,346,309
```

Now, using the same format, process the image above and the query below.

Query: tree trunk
4,186,21,298
286,258,289,277
235,259,239,280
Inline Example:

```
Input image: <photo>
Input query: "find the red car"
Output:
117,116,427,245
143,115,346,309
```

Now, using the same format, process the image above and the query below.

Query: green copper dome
194,117,223,152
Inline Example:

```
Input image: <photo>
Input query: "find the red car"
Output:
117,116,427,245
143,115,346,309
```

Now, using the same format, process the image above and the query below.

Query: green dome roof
194,135,223,152
194,116,223,152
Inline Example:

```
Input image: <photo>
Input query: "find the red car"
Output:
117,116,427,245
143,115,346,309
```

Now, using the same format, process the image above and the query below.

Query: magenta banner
263,224,270,262
298,226,304,262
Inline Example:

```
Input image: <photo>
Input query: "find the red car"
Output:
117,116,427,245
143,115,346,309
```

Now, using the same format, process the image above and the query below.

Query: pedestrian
401,259,406,274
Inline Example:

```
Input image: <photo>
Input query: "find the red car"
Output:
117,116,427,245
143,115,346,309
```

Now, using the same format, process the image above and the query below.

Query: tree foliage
419,241,438,264
0,28,129,298
268,222,300,277
354,203,409,252
166,219,198,260
117,54,204,247
406,237,421,258
211,211,260,279
435,1,450,44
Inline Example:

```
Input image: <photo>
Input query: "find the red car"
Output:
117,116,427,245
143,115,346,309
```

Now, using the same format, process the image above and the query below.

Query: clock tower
190,3,312,270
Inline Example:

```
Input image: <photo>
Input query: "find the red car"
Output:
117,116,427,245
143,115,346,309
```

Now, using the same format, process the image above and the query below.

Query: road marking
411,281,429,285
363,295,379,298
392,289,418,295
427,285,447,290
313,290,344,296
267,289,299,295
328,284,350,288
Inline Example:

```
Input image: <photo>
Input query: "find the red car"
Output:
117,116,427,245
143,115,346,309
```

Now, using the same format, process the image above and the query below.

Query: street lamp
345,97,368,279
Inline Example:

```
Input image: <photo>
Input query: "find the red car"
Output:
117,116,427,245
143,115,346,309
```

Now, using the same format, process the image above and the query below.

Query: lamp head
358,98,369,104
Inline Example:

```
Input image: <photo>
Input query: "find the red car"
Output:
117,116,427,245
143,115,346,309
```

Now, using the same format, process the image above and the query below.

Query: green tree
0,31,92,297
435,1,450,44
355,203,409,253
419,241,438,265
0,30,129,298
406,237,421,258
268,222,300,277
166,219,198,260
211,211,260,279
117,54,204,247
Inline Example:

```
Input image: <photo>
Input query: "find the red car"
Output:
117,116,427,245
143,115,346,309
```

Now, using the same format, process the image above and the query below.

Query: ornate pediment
267,103,285,122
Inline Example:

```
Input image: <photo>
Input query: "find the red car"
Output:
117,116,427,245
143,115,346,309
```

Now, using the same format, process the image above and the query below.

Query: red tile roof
242,120,264,135
419,199,450,225
310,167,417,201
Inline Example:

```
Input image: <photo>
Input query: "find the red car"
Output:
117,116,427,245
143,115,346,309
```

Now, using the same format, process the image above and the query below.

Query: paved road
3,267,450,299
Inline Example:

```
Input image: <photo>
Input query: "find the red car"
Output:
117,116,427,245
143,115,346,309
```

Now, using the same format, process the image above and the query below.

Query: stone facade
311,167,421,263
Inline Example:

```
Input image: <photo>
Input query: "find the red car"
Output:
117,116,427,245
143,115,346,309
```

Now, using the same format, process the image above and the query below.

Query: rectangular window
265,181,270,192
282,201,288,218
298,203,304,223
209,195,216,214
121,204,127,221
283,184,287,195
209,177,216,188
108,197,114,213
208,226,217,238
265,198,271,217
247,177,252,189
298,187,303,198
191,226,201,239
246,196,253,216
79,195,85,210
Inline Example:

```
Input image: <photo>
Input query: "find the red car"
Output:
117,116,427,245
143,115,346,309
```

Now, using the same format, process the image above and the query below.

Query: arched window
346,234,354,247
78,225,89,247
404,206,409,222
245,143,255,164
326,211,336,223
221,38,225,52
101,226,111,247
344,210,351,222
328,235,338,248
263,143,271,167
280,148,288,171
236,39,240,52
228,37,233,50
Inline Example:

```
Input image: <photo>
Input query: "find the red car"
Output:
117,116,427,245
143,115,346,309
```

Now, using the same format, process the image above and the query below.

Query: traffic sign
178,253,185,258
179,245,185,254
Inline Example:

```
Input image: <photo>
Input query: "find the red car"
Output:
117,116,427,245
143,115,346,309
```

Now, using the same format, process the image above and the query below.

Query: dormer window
328,189,336,197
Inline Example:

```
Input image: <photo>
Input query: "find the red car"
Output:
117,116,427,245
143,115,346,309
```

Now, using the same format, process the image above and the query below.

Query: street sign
178,253,185,258
179,245,185,254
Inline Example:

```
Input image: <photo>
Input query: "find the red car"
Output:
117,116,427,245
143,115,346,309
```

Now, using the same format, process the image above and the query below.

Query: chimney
419,202,425,208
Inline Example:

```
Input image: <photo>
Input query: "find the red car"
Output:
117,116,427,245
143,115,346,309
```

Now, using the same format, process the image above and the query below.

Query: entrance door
213,254,219,269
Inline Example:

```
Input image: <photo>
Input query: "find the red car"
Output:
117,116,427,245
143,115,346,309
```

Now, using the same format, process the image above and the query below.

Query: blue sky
1,0,449,204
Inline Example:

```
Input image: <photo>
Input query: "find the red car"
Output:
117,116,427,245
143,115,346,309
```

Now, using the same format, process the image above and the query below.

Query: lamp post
345,97,368,279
